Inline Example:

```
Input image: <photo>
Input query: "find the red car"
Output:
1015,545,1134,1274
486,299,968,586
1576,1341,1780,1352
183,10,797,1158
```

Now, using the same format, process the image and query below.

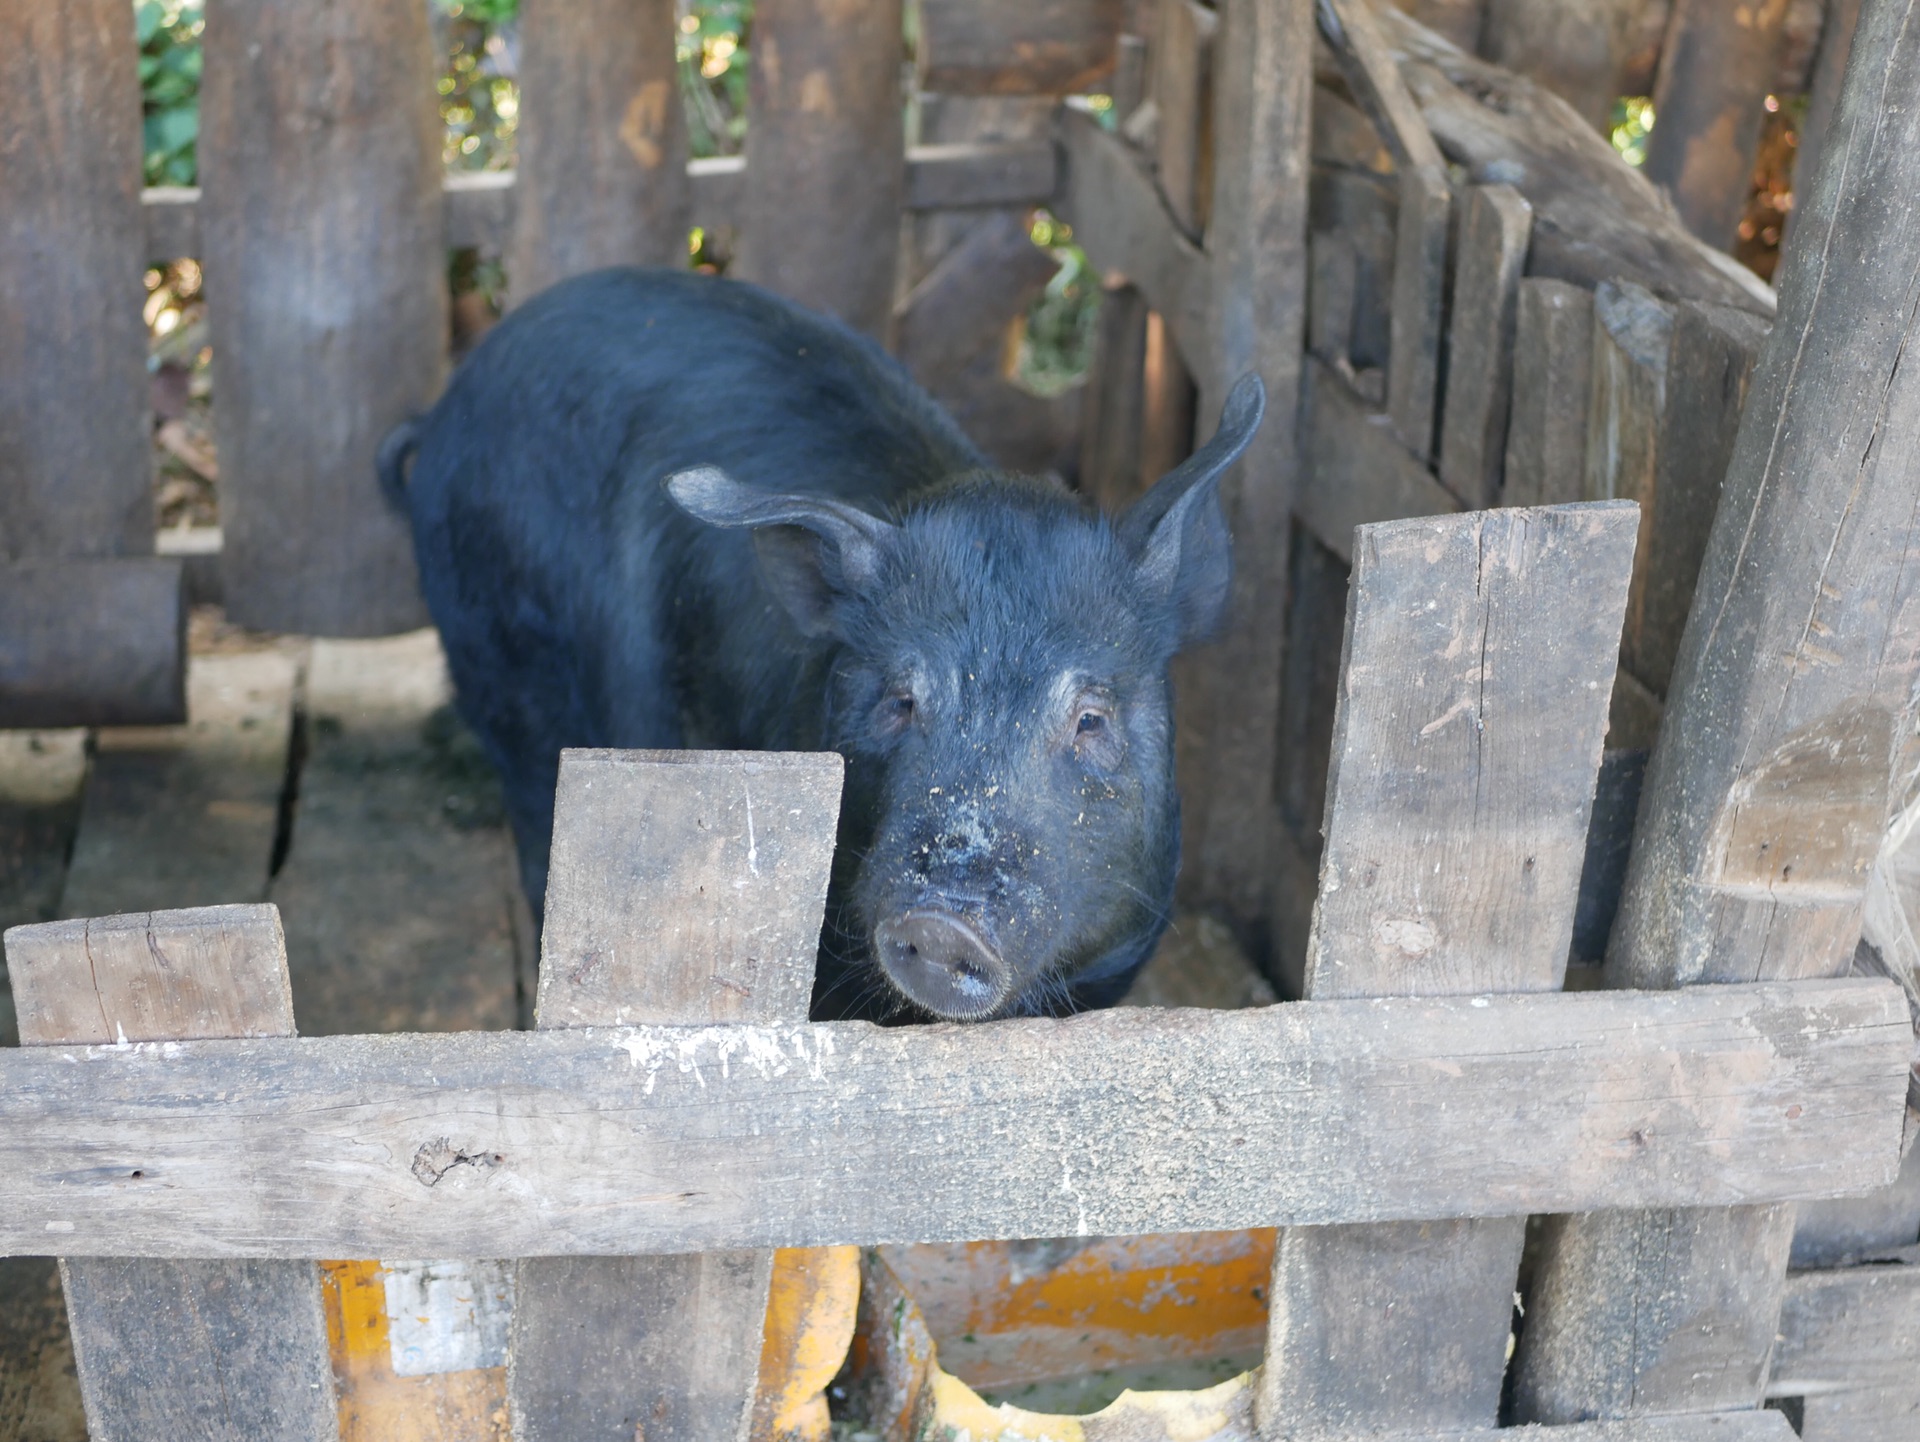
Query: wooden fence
4,498,1914,1441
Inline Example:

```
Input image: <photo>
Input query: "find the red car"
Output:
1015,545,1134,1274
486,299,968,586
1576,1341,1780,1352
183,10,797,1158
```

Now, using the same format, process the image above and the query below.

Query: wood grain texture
1769,1246,1920,1398
1438,183,1533,508
0,0,152,563
59,653,296,921
0,978,1904,1258
512,750,841,1442
917,0,1122,95
4,904,336,1442
0,561,185,728
734,0,903,339
1516,2,1920,1420
1387,165,1452,463
1376,7,1778,318
1299,359,1463,563
509,0,689,299
1781,0,1862,262
1793,1136,1920,1267
1643,0,1792,249
198,0,442,636
1152,0,1217,238
1173,0,1314,946
1260,504,1635,1434
1321,0,1448,174
1501,279,1594,508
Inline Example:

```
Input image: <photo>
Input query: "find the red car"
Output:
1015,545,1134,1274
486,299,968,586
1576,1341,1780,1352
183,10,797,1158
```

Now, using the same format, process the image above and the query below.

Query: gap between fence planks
1259,505,1637,1436
8,906,335,1442
0,975,1903,1261
509,749,842,1442
1515,0,1920,1420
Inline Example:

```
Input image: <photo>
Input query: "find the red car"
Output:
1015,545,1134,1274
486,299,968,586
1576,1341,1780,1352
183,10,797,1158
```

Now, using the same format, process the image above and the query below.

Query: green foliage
678,0,753,158
437,4,519,170
1610,96,1654,168
1017,219,1100,398
135,1,202,186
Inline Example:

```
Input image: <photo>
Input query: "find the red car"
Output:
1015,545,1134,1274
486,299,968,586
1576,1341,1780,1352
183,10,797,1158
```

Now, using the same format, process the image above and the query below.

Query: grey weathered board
1078,281,1152,513
1502,280,1594,508
1769,1246,1920,1398
1151,0,1217,239
510,749,843,1442
1437,184,1532,509
1516,0,1920,1421
0,976,1904,1258
1796,1386,1920,1442
916,0,1121,95
1298,359,1462,562
1260,505,1636,1435
1781,0,1862,262
1387,166,1452,463
1642,0,1791,249
59,652,297,921
198,0,441,636
509,0,689,299
734,0,903,340
0,0,153,565
0,561,186,728
6,906,335,1442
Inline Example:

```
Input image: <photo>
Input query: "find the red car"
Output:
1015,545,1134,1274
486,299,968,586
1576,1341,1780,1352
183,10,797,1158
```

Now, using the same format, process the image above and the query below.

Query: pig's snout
874,907,1010,1019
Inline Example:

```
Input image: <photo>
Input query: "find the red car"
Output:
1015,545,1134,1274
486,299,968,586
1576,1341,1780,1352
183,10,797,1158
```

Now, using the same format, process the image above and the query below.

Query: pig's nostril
874,908,1009,1020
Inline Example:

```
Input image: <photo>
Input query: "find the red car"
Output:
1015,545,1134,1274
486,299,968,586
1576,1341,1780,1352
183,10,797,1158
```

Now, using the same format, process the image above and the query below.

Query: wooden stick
6,906,336,1442
508,750,842,1442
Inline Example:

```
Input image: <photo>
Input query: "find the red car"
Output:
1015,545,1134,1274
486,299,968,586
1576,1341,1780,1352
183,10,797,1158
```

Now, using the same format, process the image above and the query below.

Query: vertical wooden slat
510,0,690,300
1152,0,1218,239
1387,166,1452,464
1438,183,1532,508
1501,279,1594,508
1781,0,1862,261
1307,231,1360,367
1515,0,1920,1420
4,906,336,1442
1174,0,1314,951
508,749,842,1442
1257,504,1639,1434
0,0,151,563
1642,0,1793,249
199,0,443,637
735,0,904,340
1078,280,1152,511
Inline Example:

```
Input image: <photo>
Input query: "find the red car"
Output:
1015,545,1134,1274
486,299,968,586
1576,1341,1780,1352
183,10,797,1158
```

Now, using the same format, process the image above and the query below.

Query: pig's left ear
666,466,896,637
1118,373,1265,647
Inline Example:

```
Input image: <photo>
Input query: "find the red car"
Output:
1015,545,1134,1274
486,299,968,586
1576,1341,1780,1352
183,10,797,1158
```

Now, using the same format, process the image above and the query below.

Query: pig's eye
876,693,916,736
1071,701,1123,769
1077,711,1106,736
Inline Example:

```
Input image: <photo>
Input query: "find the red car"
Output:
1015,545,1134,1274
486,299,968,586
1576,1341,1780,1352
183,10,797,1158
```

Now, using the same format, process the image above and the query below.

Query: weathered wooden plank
1628,303,1767,699
1387,166,1452,463
917,0,1122,95
1781,0,1862,262
1795,1385,1920,1441
0,561,185,729
1309,166,1398,372
1152,0,1218,238
58,652,296,921
1438,184,1533,508
5,905,336,1442
0,0,152,564
509,0,688,299
1643,0,1793,249
1308,230,1360,366
894,210,1060,394
1299,358,1463,563
199,0,440,636
1769,1246,1920,1398
1793,1135,1920,1267
0,732,87,1049
1477,0,1641,133
510,750,842,1442
1320,0,1448,175
1077,280,1152,512
735,0,903,339
1515,0,1920,1420
901,139,1058,210
1501,279,1594,508
0,977,1903,1258
1054,106,1212,390
1260,504,1635,1434
272,632,520,1038
1376,7,1778,318
1174,0,1313,947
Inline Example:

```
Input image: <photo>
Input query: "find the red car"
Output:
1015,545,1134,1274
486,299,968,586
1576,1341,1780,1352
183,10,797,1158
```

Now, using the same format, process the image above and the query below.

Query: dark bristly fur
384,267,1263,1021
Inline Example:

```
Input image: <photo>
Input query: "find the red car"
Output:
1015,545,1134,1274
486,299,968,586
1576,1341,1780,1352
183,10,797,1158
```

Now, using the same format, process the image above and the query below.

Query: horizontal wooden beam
140,142,1061,264
1052,105,1211,374
0,975,1904,1259
1769,1246,1920,1398
1298,357,1461,561
0,559,186,727
1404,1418,1796,1442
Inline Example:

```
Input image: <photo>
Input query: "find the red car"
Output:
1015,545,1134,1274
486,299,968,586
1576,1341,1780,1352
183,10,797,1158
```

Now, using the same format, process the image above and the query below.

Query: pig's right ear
666,466,895,637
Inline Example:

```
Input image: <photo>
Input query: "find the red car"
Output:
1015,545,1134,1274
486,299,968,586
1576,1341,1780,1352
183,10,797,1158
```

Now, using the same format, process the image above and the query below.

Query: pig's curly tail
376,416,424,515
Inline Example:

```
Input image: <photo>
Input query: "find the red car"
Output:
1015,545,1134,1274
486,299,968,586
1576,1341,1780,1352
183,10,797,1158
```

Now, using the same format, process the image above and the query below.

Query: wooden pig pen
6,0,1920,1436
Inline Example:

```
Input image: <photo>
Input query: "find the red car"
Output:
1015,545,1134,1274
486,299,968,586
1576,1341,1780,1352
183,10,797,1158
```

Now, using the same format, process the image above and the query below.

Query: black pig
381,267,1263,1022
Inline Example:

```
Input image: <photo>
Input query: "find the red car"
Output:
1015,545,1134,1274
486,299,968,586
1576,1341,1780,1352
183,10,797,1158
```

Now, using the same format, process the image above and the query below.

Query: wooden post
1438,183,1532,508
1501,279,1594,508
507,749,842,1442
735,0,904,340
1642,0,1793,249
1175,0,1314,951
1257,504,1637,1434
1782,0,1862,261
1516,0,1920,1419
1152,0,1218,239
199,0,444,636
0,0,151,564
4,906,336,1442
510,0,690,300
